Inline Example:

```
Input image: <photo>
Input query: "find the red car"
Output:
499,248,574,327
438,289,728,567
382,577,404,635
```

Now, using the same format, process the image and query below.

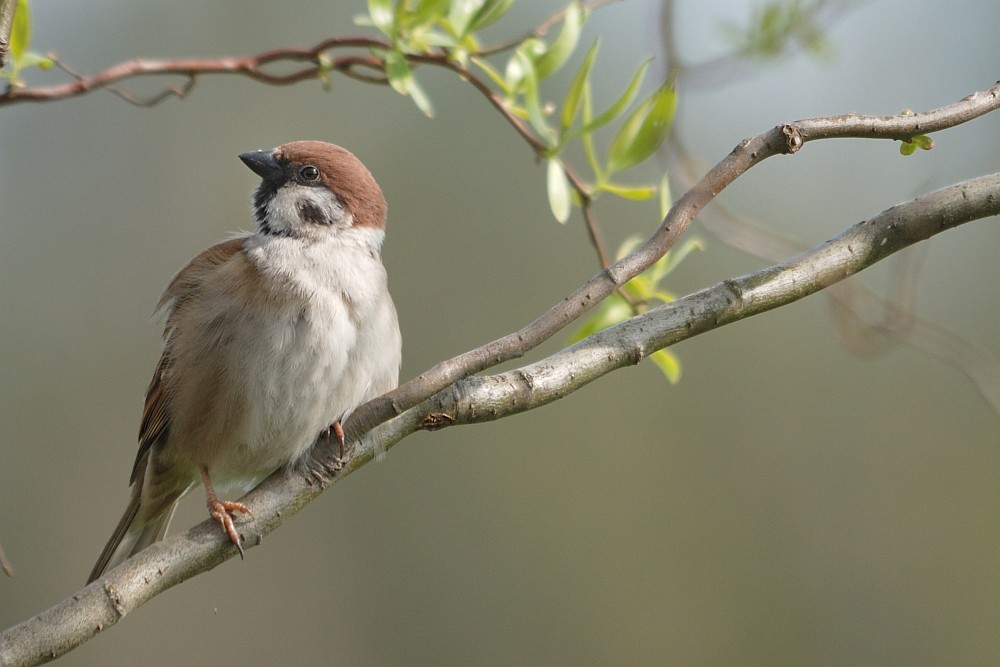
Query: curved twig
0,37,388,105
344,82,1000,441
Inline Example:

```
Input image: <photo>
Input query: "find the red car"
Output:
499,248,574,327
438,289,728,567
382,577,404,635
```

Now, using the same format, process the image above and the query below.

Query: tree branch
344,82,1000,440
362,173,1000,447
2,165,998,667
0,37,389,106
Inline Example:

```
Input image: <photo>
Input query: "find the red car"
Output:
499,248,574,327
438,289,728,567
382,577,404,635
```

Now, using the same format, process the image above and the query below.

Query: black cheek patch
298,200,330,226
252,181,279,224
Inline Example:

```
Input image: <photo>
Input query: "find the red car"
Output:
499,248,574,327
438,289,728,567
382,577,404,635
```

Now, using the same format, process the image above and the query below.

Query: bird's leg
332,420,346,461
200,466,253,559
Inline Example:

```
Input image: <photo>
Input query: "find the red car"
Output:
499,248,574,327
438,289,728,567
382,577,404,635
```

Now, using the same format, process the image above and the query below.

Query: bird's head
239,141,387,240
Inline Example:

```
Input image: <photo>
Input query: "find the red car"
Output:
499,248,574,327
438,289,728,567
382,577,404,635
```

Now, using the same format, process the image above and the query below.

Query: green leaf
367,0,395,37
912,134,934,150
384,49,435,117
316,53,333,91
599,182,657,201
10,0,30,62
535,0,584,80
407,76,435,117
385,49,410,95
899,141,916,156
547,159,572,224
511,45,551,142
606,83,676,173
405,0,450,28
449,0,485,37
469,0,515,32
566,58,652,140
471,56,510,95
649,349,682,384
560,38,599,130
579,80,603,181
652,289,678,304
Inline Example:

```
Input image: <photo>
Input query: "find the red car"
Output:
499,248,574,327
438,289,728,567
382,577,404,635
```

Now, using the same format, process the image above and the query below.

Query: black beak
239,149,284,184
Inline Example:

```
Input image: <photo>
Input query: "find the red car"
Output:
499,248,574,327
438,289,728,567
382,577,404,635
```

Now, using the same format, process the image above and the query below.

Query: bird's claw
208,499,253,559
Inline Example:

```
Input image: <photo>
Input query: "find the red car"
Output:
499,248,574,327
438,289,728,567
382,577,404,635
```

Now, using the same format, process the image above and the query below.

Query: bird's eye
299,165,320,181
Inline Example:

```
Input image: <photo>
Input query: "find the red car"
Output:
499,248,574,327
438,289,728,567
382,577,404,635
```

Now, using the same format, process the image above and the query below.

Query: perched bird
87,141,401,583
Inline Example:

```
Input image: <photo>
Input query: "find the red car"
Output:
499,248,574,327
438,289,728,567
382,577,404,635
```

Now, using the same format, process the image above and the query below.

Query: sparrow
87,141,401,584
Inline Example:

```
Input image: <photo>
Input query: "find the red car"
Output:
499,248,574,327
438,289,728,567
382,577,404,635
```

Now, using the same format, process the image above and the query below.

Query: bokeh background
2,1,999,665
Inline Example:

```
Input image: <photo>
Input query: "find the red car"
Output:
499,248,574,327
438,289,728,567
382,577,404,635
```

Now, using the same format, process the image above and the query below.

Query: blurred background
2,1,999,665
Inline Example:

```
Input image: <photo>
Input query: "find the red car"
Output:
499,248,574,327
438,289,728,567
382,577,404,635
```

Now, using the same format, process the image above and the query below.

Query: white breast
166,229,400,488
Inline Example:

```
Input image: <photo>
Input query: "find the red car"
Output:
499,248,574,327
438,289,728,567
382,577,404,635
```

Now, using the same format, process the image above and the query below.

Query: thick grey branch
360,173,1000,452
3,172,997,667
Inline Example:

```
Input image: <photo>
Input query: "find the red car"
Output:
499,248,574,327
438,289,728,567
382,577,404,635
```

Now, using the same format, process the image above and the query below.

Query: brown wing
129,237,248,483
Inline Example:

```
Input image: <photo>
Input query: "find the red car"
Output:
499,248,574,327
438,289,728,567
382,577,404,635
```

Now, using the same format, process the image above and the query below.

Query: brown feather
131,237,247,481
89,238,247,583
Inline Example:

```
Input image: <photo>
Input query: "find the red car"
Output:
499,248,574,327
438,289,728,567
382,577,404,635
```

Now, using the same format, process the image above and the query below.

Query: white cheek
264,184,351,234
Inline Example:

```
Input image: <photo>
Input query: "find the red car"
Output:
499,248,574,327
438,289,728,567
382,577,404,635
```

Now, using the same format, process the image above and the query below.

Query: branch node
422,412,457,431
102,581,127,620
781,124,803,153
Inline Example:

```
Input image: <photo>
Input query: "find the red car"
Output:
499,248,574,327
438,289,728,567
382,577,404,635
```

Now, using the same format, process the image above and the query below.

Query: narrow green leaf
652,289,678,304
15,51,51,70
367,0,395,37
623,274,653,301
471,56,510,96
580,80,603,181
649,349,682,384
504,39,543,96
566,58,652,140
407,75,435,117
599,182,657,201
449,0,485,37
513,46,552,142
561,38,599,130
547,159,572,224
535,0,584,80
10,0,30,62
470,0,515,32
384,49,410,95
606,83,677,173
385,49,435,117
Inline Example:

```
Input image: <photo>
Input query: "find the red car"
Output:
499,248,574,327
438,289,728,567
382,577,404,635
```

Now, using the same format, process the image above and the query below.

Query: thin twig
0,36,389,106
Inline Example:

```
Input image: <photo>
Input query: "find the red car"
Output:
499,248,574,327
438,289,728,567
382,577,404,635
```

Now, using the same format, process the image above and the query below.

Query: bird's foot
208,499,254,559
321,420,348,462
201,465,254,559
